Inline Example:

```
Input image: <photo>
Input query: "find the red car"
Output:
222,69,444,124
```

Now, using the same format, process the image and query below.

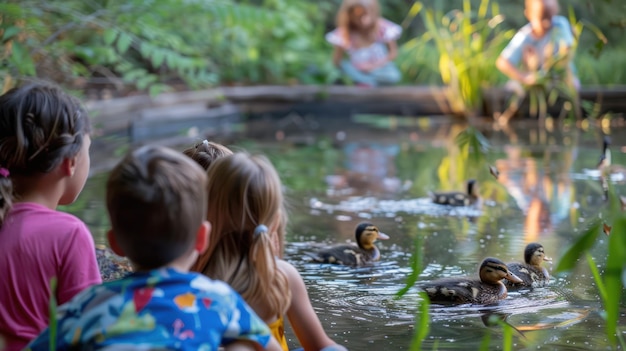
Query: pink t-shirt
0,203,102,351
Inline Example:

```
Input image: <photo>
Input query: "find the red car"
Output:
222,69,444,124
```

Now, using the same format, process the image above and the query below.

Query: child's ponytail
249,225,291,317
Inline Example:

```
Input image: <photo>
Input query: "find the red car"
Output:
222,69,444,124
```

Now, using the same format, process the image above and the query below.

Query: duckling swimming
311,222,389,266
505,242,552,288
420,257,522,305
429,180,478,206
598,136,626,182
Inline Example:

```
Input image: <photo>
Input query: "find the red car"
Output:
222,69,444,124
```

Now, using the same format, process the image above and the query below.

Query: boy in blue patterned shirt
26,146,282,351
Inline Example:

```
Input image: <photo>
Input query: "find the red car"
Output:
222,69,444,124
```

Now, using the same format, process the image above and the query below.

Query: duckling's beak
543,256,552,262
377,232,390,240
505,271,523,284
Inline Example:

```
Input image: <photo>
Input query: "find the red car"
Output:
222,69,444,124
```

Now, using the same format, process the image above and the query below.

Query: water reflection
68,114,626,350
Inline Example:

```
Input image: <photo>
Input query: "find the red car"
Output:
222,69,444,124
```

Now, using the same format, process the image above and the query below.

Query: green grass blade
410,292,431,351
604,217,626,345
585,253,608,305
48,277,58,351
396,232,424,298
555,219,601,273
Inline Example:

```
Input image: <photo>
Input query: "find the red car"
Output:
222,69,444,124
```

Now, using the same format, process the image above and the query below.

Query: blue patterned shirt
26,268,271,350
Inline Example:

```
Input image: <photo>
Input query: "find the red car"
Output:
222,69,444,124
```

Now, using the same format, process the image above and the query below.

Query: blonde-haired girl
193,153,346,351
326,0,402,87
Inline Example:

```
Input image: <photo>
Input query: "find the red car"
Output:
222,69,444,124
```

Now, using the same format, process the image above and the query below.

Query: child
326,0,402,87
26,145,282,351
193,153,347,351
0,82,102,351
183,139,234,170
496,0,579,91
183,140,286,258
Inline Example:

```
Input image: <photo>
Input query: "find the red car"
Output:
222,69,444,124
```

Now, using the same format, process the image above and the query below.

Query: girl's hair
336,0,381,47
182,140,233,171
0,82,91,227
194,152,290,318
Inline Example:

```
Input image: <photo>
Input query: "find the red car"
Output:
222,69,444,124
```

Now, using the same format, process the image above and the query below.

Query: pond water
66,112,626,350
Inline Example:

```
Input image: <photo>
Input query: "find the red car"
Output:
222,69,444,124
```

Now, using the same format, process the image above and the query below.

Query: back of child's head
0,82,91,226
197,152,290,317
106,145,207,270
182,140,233,171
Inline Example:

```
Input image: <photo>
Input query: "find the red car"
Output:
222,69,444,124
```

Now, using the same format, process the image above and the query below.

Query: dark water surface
66,114,626,350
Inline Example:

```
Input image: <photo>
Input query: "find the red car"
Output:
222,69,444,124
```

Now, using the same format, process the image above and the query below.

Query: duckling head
467,179,478,197
355,222,389,250
479,257,523,285
524,242,552,267
598,136,612,167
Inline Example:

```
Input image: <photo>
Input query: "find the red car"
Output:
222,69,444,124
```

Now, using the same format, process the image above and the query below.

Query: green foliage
0,0,336,94
555,182,626,346
402,0,513,117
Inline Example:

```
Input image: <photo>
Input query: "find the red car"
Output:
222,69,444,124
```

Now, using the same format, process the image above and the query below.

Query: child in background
496,0,579,91
193,153,347,351
326,0,402,87
26,145,282,351
0,82,101,351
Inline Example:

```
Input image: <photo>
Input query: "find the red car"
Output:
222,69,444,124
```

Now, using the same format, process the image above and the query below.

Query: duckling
420,257,523,305
429,179,478,206
505,242,552,288
597,136,626,182
311,222,390,266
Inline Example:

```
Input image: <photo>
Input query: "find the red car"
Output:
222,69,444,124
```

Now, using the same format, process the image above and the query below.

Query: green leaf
116,33,133,54
103,29,118,45
151,50,165,67
554,219,601,273
1,26,20,41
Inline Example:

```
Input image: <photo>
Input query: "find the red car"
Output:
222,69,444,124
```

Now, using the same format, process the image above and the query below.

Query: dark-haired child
26,145,282,351
0,82,101,351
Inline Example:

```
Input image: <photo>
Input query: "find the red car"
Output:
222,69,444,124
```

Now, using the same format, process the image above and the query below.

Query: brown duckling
505,242,552,288
421,257,523,305
311,222,389,266
430,179,478,206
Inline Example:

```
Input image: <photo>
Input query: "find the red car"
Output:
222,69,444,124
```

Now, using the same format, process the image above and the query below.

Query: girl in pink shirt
0,82,102,350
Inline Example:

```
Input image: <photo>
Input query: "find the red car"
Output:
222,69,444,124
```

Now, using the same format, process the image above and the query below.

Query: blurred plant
555,181,626,348
402,0,513,118
0,0,335,95
396,224,429,351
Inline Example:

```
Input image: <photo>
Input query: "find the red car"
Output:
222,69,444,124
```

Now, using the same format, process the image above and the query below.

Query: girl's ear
61,156,78,177
107,229,126,257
